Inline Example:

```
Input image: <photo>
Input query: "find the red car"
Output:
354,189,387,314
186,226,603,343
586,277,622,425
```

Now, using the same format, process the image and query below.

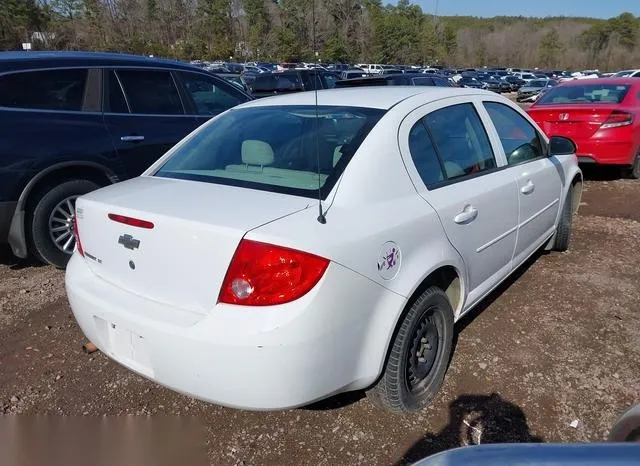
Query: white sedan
65,87,582,412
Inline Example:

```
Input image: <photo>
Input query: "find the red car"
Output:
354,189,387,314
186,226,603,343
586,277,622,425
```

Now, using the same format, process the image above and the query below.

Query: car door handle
521,180,535,195
120,135,145,142
454,205,478,224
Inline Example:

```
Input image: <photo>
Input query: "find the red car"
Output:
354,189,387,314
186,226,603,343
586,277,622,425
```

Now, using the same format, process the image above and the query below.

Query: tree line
1,0,639,70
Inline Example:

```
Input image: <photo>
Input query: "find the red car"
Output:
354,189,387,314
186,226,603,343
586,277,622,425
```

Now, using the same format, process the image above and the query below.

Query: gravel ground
1,177,639,465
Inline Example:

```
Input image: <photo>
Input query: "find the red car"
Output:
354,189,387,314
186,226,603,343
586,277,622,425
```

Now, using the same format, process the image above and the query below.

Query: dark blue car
0,51,251,267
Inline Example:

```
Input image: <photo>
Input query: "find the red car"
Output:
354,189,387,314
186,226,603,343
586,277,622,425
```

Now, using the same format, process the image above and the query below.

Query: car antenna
312,0,326,224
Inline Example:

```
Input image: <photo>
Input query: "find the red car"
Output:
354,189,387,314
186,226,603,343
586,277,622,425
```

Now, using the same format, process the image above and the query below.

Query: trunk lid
528,104,620,139
75,176,310,314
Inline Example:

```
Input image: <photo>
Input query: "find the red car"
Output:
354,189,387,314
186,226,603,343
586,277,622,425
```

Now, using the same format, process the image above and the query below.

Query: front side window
155,105,385,199
116,69,184,115
321,73,339,89
484,102,543,165
179,72,245,115
422,103,496,180
0,69,87,111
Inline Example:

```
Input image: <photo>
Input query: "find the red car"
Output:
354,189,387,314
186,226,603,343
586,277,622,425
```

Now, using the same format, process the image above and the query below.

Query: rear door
0,67,120,186
399,97,519,307
102,68,198,178
481,100,562,266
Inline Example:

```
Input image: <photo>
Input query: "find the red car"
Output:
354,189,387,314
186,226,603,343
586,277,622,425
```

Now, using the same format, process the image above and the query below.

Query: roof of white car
238,87,491,110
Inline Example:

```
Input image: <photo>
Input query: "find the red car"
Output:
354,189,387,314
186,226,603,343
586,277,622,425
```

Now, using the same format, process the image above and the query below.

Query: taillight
108,213,154,229
72,215,84,257
601,111,634,129
219,240,329,306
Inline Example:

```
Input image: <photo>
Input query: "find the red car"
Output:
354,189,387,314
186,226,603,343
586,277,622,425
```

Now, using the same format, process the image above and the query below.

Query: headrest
242,140,274,166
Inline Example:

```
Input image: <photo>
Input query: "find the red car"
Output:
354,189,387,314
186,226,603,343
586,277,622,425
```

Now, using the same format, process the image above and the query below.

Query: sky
408,0,640,19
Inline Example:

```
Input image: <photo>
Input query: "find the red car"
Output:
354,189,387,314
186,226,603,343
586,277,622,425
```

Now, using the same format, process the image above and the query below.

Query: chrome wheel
48,195,78,254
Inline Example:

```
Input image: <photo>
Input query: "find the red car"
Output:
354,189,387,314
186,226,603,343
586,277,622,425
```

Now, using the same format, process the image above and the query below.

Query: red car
528,78,640,178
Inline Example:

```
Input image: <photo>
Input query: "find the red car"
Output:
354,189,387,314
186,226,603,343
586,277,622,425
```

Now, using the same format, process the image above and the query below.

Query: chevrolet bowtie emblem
118,234,140,250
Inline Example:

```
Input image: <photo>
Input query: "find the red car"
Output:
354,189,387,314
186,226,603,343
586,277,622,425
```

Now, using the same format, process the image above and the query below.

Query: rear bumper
0,201,17,244
575,139,635,165
65,253,406,410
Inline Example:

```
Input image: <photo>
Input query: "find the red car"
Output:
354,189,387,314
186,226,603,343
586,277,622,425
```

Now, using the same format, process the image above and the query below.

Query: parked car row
1,51,638,270
0,52,252,268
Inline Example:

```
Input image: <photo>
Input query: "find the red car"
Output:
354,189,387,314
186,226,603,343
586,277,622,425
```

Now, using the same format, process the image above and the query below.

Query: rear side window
408,121,444,187
0,69,87,111
116,69,184,115
179,72,245,115
252,74,302,92
412,77,434,86
422,103,496,180
155,105,385,199
433,77,451,87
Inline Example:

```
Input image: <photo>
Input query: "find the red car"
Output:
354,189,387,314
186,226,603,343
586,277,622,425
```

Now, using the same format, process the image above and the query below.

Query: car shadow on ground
0,246,44,270
395,393,543,465
579,164,626,181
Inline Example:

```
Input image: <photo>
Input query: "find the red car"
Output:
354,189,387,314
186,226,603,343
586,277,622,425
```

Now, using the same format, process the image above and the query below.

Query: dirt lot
1,176,639,465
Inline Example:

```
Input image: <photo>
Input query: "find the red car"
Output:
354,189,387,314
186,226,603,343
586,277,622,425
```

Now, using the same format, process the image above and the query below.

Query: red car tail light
219,240,329,306
601,110,634,129
108,213,155,229
72,215,84,257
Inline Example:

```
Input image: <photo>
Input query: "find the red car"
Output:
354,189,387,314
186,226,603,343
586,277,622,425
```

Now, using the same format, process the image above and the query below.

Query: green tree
442,24,457,59
538,28,562,68
197,0,234,58
244,0,271,58
0,0,49,49
421,18,442,65
322,35,349,62
609,12,637,49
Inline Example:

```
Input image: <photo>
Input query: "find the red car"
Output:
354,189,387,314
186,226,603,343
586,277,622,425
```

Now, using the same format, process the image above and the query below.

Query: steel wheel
406,308,441,395
48,195,78,254
367,286,454,413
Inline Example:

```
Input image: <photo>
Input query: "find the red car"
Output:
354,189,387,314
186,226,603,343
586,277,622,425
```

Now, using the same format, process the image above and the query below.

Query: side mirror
549,136,576,156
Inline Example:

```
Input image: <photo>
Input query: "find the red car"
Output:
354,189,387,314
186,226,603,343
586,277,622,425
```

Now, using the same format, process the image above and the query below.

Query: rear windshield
252,74,302,92
537,84,631,105
155,105,385,199
528,80,547,88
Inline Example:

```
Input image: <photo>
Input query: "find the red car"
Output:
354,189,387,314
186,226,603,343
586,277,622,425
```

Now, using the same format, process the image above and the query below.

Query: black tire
367,286,454,413
27,179,100,268
608,404,640,442
552,188,574,252
631,154,640,180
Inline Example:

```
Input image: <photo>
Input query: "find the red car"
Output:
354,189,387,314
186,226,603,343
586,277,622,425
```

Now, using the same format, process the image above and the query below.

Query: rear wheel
367,286,454,413
631,153,640,180
27,179,100,268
